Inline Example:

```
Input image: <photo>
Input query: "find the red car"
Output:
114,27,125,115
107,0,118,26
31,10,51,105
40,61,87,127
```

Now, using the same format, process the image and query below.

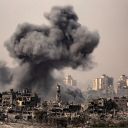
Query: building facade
63,75,77,86
93,74,115,98
1,88,40,110
117,75,128,97
2,89,16,108
114,96,128,112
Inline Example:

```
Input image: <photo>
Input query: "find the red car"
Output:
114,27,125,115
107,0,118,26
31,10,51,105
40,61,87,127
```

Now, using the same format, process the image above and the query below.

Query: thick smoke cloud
61,85,85,103
0,61,13,89
3,6,99,98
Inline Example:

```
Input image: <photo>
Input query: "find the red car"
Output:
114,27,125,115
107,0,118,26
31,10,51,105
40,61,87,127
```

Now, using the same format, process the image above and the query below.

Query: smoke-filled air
1,6,100,101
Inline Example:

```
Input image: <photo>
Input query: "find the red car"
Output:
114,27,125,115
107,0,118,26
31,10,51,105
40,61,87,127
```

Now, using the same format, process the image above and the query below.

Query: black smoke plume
0,61,13,90
61,85,85,103
3,6,99,98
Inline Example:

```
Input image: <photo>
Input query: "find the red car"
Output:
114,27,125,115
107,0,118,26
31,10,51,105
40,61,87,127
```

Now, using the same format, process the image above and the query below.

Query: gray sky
0,0,128,90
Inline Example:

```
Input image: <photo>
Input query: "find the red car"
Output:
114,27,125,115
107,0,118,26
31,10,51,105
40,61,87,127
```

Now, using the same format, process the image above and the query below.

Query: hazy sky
0,0,128,90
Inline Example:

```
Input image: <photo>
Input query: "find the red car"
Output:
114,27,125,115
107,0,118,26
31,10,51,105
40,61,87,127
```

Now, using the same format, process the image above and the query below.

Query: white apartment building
63,75,77,86
93,74,114,98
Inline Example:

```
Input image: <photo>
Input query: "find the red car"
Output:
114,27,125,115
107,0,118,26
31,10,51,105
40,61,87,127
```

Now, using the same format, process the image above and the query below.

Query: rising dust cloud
0,6,100,102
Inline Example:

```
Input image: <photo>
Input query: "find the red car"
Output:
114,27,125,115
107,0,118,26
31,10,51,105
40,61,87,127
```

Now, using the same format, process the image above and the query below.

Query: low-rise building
114,97,128,112
2,89,16,108
1,88,40,111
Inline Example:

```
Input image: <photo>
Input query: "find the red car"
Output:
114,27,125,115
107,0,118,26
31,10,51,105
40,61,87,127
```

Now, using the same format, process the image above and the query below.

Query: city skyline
0,0,128,90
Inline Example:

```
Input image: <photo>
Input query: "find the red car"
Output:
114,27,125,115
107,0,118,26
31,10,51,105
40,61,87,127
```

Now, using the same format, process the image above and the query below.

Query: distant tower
117,75,128,97
92,74,114,98
63,75,77,86
56,83,61,103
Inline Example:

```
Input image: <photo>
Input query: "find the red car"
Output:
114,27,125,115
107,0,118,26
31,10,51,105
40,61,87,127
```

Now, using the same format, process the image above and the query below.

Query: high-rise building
63,75,77,86
93,78,101,90
117,75,128,97
93,74,114,98
119,75,128,82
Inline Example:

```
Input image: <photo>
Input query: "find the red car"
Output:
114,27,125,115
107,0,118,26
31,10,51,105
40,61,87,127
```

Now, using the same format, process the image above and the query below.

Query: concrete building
93,74,115,98
117,75,128,97
63,75,77,86
114,97,128,112
16,88,40,110
2,89,16,108
16,88,32,108
93,78,101,90
119,75,128,83
1,88,40,111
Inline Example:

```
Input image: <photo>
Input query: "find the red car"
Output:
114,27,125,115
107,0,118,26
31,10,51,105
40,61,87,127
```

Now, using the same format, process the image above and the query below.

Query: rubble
0,85,127,128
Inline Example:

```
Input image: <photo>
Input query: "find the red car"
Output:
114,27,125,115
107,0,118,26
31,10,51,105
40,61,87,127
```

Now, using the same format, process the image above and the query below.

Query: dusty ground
0,122,52,128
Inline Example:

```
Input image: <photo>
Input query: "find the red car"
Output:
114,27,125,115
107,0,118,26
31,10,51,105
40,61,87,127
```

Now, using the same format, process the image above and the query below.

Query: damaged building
1,88,40,111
